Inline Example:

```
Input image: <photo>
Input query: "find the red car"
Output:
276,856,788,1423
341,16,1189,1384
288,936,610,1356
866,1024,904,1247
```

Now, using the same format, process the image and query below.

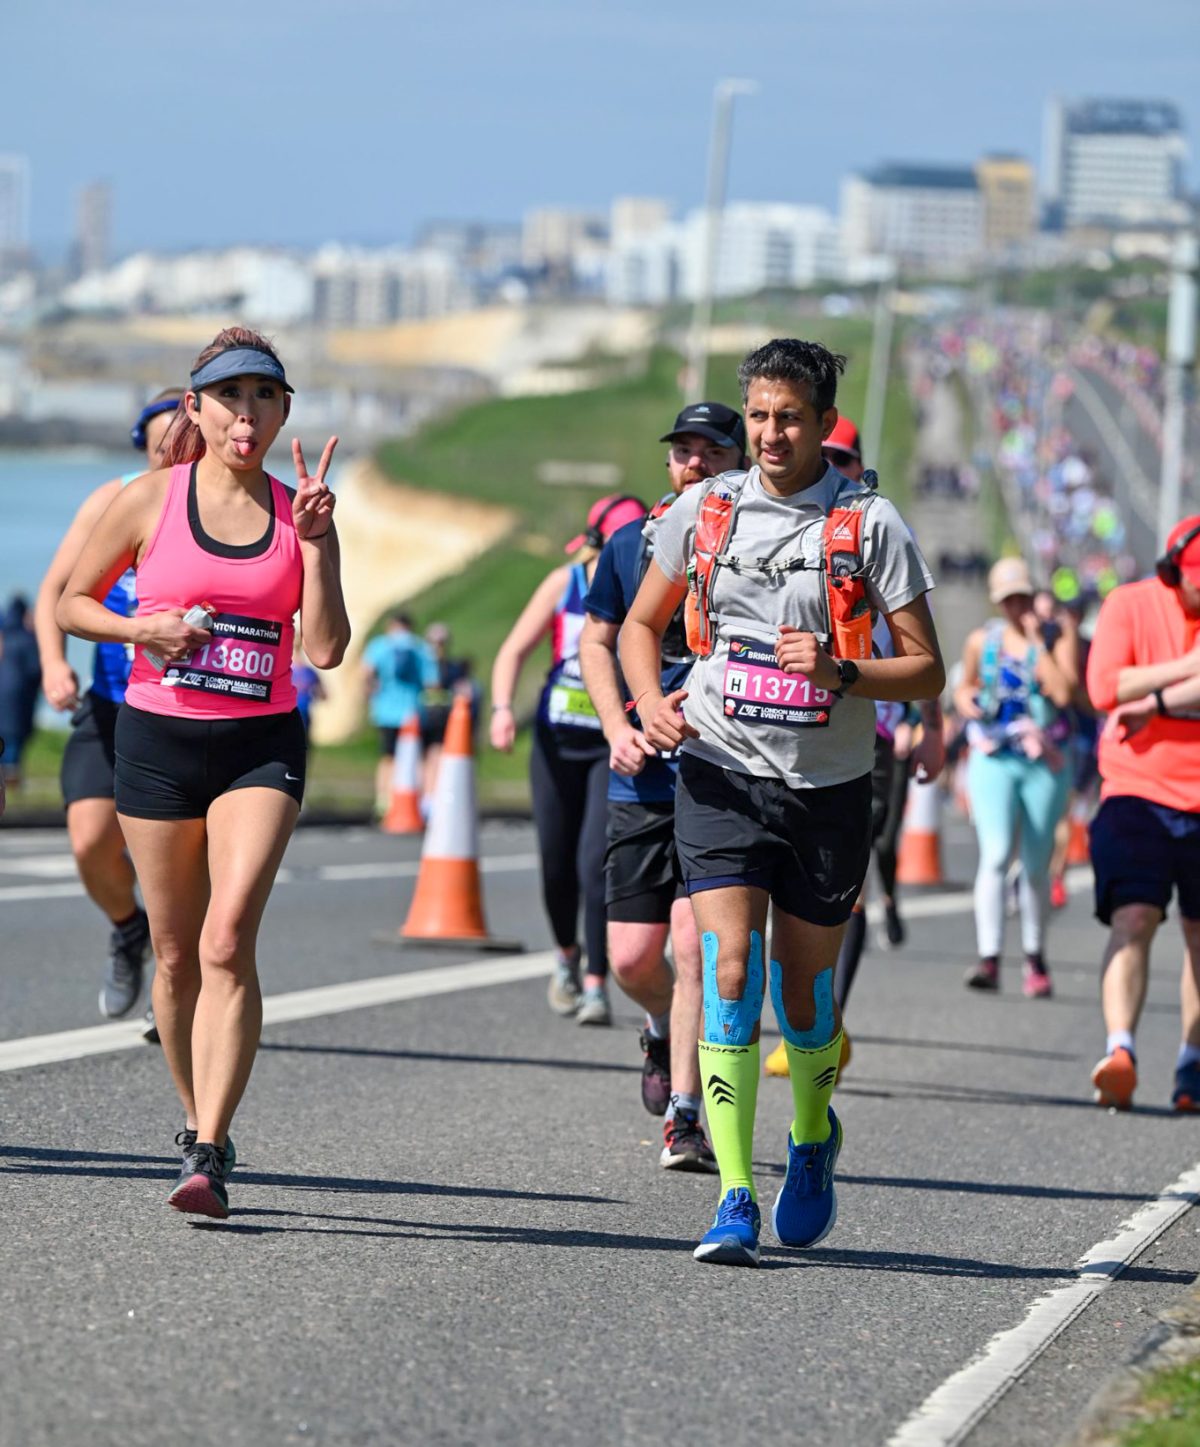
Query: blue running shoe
693,1187,761,1267
1173,1061,1200,1114
771,1106,842,1248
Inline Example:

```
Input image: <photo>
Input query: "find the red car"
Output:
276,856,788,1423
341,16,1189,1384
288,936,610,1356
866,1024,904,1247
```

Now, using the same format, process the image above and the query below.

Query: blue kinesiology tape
702,929,765,1046
770,960,836,1048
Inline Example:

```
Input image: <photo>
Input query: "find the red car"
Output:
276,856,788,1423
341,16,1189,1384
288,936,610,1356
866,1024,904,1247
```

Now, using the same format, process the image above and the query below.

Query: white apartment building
1043,98,1189,229
841,164,984,273
311,245,471,327
607,202,842,306
62,248,315,324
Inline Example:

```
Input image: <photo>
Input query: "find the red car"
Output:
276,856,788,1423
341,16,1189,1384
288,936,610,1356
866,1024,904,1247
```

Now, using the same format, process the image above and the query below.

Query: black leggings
874,742,910,900
530,724,610,978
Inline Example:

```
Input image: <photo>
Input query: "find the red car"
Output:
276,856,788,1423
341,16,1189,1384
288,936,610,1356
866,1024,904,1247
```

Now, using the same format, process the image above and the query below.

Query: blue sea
1,449,138,727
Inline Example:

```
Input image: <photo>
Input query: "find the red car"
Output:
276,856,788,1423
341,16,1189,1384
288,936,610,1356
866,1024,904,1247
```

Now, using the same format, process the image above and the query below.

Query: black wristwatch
1154,688,1170,717
832,658,860,698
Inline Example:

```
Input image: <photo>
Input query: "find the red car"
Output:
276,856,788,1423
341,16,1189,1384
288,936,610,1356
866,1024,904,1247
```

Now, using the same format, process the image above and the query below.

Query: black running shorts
61,692,121,806
605,799,686,923
674,753,872,926
115,704,306,820
1090,793,1200,925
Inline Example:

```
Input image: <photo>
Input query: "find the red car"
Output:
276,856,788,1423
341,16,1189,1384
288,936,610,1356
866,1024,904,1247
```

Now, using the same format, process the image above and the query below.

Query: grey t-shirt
651,464,935,789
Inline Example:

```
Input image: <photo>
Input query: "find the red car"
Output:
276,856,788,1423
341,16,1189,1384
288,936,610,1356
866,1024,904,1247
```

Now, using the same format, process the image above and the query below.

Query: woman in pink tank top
59,326,350,1219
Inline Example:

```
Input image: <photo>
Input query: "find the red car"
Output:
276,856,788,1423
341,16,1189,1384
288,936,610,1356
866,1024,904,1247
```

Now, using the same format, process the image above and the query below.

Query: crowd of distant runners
34,326,1200,1261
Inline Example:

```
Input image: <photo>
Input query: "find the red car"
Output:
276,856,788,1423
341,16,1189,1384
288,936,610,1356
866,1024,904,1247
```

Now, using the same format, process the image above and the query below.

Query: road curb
1060,1283,1200,1446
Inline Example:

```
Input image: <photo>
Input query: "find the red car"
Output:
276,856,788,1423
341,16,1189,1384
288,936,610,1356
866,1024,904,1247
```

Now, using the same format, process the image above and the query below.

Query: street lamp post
1158,232,1197,548
861,261,896,472
684,78,756,402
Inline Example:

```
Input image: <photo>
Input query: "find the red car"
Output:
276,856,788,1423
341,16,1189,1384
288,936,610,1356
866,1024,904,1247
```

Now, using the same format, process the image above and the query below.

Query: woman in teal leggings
955,559,1078,997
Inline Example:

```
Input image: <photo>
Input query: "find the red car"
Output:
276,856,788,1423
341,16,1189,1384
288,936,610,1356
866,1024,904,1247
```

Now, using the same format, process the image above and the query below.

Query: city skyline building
841,162,984,273
975,155,1037,252
607,201,841,306
1042,97,1189,230
73,180,111,278
0,154,31,270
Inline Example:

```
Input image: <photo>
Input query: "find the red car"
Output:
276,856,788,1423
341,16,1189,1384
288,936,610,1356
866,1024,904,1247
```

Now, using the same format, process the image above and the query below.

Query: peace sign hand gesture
292,436,338,541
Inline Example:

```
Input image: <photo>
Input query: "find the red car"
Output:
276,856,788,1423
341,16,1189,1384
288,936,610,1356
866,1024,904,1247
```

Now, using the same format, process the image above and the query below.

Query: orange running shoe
1092,1046,1137,1110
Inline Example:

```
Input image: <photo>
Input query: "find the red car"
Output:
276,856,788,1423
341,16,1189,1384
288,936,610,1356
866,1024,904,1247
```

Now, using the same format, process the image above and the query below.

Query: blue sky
3,0,1197,256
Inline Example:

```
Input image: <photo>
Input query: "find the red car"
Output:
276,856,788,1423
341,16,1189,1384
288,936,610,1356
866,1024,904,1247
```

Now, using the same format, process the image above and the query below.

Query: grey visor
189,347,293,394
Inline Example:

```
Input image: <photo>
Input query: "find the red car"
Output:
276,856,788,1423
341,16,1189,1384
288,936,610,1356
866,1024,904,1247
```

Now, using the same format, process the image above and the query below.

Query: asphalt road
3,820,1199,1447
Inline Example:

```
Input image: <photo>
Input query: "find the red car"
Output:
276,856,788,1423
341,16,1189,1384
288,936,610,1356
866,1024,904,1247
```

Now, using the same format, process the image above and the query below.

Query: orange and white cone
896,775,943,886
397,695,518,951
1066,812,1091,867
381,716,425,835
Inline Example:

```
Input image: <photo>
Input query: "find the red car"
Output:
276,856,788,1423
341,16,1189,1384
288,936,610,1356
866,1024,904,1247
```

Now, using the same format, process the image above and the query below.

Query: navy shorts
674,753,872,927
605,799,686,924
1090,794,1200,925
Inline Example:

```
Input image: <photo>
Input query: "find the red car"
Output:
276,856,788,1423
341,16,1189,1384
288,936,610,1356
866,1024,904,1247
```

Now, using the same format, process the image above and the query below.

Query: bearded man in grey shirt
620,338,945,1268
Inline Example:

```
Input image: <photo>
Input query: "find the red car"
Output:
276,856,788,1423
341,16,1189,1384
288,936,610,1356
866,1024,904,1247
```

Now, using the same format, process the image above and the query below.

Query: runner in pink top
59,325,350,1221
124,462,302,717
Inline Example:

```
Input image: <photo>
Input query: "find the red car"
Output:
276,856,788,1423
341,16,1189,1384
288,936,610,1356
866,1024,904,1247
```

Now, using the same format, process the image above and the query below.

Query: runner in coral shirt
1085,516,1200,1112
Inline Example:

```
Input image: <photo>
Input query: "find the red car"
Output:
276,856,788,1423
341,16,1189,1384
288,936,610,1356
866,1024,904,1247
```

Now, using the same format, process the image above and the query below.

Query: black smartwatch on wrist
832,658,860,698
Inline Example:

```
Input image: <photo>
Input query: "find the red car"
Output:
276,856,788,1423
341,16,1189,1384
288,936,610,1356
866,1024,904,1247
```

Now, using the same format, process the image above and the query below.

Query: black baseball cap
660,401,746,453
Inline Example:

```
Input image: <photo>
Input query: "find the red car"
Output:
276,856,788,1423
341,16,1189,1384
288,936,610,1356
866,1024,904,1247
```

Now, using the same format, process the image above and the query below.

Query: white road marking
0,852,541,900
0,950,557,1073
318,853,539,881
0,882,91,903
0,856,81,877
887,1160,1200,1446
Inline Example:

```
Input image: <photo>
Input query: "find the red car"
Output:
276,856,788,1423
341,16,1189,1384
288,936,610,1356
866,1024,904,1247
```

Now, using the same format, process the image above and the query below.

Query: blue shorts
1090,794,1200,925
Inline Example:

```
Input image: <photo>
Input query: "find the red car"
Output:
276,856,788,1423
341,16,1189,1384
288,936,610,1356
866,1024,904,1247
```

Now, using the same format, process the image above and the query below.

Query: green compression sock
698,1040,760,1199
785,1031,843,1145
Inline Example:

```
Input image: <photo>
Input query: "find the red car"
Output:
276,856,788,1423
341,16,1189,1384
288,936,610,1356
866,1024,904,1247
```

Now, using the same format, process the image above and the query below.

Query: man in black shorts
763,416,944,1078
580,402,747,1171
622,340,943,1265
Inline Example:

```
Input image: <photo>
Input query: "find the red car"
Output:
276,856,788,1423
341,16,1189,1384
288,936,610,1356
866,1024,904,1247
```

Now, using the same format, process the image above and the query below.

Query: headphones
583,494,645,550
1155,521,1200,587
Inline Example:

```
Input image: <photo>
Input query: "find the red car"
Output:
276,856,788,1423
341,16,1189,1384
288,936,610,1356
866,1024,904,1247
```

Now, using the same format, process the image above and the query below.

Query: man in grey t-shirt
619,338,945,1268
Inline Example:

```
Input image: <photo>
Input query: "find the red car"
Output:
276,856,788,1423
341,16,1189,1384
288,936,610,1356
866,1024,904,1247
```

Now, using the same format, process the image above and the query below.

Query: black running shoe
141,1007,160,1045
639,1029,672,1116
99,909,150,1019
660,1111,718,1172
884,900,906,948
174,1129,236,1175
168,1141,230,1219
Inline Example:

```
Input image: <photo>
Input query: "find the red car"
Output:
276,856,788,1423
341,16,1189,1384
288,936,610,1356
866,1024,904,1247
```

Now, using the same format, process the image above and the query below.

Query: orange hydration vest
683,471,878,661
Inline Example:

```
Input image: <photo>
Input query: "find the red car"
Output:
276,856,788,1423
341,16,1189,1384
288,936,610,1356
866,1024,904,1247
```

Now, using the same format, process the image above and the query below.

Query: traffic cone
393,695,520,951
896,776,944,886
1066,811,1091,867
381,716,424,835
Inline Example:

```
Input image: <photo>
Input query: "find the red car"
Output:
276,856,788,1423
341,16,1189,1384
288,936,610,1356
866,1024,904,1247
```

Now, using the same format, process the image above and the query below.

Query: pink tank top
124,462,302,719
